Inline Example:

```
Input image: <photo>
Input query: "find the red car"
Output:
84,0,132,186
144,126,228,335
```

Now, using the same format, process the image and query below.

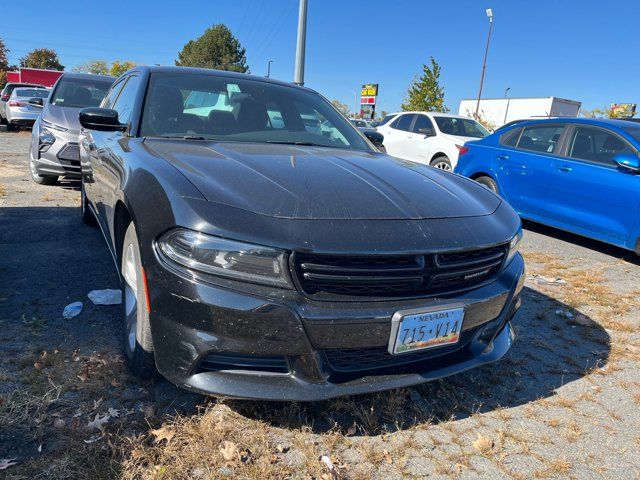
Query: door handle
497,154,509,160
556,165,572,172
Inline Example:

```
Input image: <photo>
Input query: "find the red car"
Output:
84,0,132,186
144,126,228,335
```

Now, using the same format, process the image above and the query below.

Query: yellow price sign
361,84,378,97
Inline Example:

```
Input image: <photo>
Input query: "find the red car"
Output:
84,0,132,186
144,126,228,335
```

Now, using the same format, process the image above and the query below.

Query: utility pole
294,0,308,86
352,91,358,118
266,60,274,78
474,8,493,119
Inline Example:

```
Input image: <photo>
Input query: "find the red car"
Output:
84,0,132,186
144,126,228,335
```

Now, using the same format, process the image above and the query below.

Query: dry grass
0,183,7,197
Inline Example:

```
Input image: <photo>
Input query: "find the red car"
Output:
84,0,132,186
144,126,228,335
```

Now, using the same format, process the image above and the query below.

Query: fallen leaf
84,434,105,444
220,441,238,462
77,365,90,382
110,378,121,387
0,458,18,470
92,398,103,410
53,419,66,429
345,422,357,436
33,362,42,370
472,433,494,455
151,426,175,444
108,407,120,418
87,413,110,432
276,444,290,454
383,449,393,464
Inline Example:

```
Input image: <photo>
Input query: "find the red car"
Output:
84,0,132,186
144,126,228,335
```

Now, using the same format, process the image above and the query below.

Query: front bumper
30,120,81,178
148,252,525,401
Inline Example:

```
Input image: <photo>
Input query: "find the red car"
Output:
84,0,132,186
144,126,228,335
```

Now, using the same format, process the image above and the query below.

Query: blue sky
3,0,639,114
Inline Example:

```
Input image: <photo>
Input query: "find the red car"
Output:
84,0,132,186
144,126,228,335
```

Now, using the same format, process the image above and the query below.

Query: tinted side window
411,114,434,134
568,126,635,166
517,125,564,153
112,75,142,125
101,79,126,109
393,114,415,132
379,114,395,126
500,128,521,147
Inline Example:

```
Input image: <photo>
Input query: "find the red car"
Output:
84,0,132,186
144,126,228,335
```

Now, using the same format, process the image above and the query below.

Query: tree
401,57,448,113
0,37,9,88
176,24,248,73
109,60,136,77
20,48,64,70
378,110,389,120
331,99,350,116
73,60,109,75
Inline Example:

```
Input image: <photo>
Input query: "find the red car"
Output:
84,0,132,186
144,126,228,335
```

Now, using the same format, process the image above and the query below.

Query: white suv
376,112,489,171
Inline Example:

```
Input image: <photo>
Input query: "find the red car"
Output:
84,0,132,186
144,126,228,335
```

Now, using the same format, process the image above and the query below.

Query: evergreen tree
176,24,248,73
401,57,448,112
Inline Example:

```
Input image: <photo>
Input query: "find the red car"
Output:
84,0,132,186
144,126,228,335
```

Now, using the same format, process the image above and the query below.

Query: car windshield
14,89,49,98
140,73,372,151
433,116,490,138
50,77,113,108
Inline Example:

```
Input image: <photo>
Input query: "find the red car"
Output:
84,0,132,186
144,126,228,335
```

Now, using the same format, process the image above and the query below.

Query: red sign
7,68,64,87
360,96,376,105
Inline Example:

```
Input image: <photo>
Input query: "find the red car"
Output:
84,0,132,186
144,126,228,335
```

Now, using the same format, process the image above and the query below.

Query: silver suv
29,73,115,185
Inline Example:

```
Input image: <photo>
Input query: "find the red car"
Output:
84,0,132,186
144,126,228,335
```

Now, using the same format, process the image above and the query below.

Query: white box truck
458,97,582,129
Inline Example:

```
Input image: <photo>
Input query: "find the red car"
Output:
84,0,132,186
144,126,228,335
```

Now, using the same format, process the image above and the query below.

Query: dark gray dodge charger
79,66,525,401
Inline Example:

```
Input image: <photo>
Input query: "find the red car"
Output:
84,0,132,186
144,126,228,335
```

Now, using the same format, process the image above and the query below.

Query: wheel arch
113,200,133,273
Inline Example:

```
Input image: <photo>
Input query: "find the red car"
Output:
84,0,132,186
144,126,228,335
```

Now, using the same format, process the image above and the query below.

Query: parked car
376,112,489,171
4,87,50,131
28,72,115,185
349,118,372,128
0,82,44,124
455,118,640,254
78,66,524,401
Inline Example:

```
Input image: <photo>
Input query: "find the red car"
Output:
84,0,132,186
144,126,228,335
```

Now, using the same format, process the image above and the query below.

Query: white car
376,111,489,171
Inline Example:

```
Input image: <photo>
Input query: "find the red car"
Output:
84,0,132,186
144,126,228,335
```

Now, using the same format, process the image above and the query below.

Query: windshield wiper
265,140,341,148
156,135,209,140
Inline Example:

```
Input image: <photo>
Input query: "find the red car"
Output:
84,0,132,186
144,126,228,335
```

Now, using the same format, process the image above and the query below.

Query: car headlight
157,229,292,288
38,125,56,152
505,228,523,265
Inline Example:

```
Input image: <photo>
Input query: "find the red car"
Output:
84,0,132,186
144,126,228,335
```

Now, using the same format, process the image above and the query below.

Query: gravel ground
1,130,639,479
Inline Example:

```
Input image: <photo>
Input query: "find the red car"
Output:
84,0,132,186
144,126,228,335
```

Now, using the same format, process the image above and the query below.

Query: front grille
324,327,478,373
195,352,289,374
293,244,508,299
57,143,80,161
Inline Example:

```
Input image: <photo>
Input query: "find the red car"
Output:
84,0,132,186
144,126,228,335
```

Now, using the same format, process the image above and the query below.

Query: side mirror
79,108,126,132
363,130,384,150
418,127,436,137
614,153,640,171
28,97,44,108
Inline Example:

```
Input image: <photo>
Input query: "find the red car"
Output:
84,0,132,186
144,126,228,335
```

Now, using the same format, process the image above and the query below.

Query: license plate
389,304,465,355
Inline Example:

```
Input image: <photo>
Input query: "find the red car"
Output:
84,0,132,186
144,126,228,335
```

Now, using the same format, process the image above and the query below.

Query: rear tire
6,123,18,132
430,155,452,171
121,222,155,379
29,152,58,185
475,175,499,193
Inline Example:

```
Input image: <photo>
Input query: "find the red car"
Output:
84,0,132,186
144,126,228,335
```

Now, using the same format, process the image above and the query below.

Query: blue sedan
454,118,640,254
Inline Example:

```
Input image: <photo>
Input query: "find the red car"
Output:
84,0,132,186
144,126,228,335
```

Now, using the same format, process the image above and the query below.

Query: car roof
501,117,640,129
59,72,116,81
129,65,318,94
391,111,475,120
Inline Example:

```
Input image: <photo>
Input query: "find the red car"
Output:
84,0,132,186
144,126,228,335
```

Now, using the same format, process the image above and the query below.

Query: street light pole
503,87,511,124
294,0,308,86
266,60,274,78
474,8,493,120
352,90,358,118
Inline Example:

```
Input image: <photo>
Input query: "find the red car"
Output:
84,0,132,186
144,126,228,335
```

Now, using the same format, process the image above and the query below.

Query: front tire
29,152,58,185
430,155,452,171
121,222,155,379
475,175,499,193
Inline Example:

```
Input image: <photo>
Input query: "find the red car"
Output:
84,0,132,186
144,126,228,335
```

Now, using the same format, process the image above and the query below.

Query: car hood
43,104,81,133
144,140,501,220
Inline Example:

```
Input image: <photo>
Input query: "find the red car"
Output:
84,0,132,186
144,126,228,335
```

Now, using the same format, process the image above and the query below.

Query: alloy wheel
433,161,452,171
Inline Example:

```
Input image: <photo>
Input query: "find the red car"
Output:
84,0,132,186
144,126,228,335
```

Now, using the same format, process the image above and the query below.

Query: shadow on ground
523,219,640,265
0,206,612,459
